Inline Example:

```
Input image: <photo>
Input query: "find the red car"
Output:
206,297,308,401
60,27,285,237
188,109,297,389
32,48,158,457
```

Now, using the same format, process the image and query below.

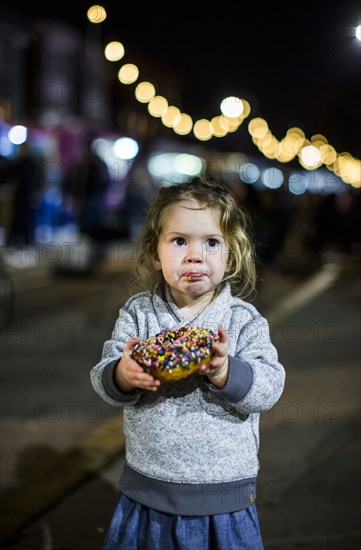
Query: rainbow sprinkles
131,326,219,383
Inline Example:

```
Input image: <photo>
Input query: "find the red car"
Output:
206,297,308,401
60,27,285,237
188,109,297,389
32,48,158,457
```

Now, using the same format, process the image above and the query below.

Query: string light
135,82,156,103
161,106,182,128
104,41,125,62
211,116,229,137
220,96,244,118
148,96,168,117
173,113,193,135
87,5,107,23
94,5,360,186
118,64,139,84
193,119,213,141
300,145,322,169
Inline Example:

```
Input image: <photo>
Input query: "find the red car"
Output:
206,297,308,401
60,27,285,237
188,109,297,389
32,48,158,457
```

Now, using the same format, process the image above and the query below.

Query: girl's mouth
183,272,204,281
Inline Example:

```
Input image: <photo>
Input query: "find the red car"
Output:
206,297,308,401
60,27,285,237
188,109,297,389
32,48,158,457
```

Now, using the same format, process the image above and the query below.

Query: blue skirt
103,493,264,550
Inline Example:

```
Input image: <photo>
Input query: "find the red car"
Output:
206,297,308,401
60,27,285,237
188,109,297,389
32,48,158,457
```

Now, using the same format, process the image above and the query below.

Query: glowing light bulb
220,96,244,118
113,137,139,160
8,125,27,145
173,114,193,135
193,119,212,141
135,82,156,103
87,5,107,23
148,96,168,117
162,106,182,128
118,64,139,84
104,41,125,61
300,145,321,168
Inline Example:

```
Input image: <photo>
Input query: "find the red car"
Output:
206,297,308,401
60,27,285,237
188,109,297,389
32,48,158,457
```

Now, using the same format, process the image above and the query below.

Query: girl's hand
115,338,161,392
199,327,229,389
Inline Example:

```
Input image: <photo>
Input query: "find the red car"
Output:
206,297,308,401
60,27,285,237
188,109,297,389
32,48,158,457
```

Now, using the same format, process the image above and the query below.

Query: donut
130,326,219,383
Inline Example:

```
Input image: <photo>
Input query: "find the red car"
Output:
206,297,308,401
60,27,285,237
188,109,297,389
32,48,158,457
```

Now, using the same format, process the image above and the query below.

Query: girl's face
154,199,230,308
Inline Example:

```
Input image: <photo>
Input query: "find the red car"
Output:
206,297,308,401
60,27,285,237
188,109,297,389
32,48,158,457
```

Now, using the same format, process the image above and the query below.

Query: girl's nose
185,244,203,263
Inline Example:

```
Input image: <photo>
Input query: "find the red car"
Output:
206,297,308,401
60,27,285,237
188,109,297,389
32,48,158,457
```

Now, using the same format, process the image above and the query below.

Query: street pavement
0,246,360,549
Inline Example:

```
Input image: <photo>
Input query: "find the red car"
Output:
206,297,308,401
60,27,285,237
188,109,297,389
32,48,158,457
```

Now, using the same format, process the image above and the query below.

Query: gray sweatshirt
90,282,285,516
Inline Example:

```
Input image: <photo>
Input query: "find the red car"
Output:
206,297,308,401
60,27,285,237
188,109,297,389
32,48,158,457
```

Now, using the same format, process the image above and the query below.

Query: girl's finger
124,338,141,353
210,358,222,369
137,373,159,386
218,326,227,343
212,342,227,357
144,380,160,390
128,361,144,373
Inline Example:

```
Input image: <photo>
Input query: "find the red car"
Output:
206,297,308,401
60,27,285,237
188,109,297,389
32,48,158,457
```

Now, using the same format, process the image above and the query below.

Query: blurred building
0,7,192,247
0,9,119,127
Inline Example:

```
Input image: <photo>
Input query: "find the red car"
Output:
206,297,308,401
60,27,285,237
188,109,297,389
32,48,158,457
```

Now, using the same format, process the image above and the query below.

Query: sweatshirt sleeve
208,313,285,414
90,302,144,407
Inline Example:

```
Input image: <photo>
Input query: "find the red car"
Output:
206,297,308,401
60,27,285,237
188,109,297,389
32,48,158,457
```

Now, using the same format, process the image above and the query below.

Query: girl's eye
206,238,219,248
173,237,186,246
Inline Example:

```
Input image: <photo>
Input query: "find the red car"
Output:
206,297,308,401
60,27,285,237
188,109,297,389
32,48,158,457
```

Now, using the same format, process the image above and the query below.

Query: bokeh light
135,82,156,103
239,163,260,184
162,106,182,128
148,96,168,117
173,113,193,135
211,116,229,137
193,119,212,141
87,5,107,23
261,167,284,189
174,154,203,176
8,125,27,145
220,96,244,118
118,64,139,84
113,137,139,159
288,173,309,195
300,145,321,168
104,41,125,61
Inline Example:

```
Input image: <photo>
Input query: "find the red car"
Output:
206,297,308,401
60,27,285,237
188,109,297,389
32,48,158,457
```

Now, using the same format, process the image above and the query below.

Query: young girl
91,176,285,549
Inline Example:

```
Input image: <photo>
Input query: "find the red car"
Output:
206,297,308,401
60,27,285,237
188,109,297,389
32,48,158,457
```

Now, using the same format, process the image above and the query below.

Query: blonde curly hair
131,176,257,300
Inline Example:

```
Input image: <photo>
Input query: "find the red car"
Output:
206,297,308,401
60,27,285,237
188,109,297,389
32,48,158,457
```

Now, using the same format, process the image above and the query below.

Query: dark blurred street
0,247,360,549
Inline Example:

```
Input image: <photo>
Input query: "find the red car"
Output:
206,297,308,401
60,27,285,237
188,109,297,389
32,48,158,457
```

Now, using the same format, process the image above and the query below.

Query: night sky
1,0,360,157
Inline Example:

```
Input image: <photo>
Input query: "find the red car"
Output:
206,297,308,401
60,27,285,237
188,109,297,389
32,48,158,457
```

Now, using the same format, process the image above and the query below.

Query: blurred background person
63,138,111,270
0,153,12,185
121,147,155,242
0,153,13,245
8,141,44,248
